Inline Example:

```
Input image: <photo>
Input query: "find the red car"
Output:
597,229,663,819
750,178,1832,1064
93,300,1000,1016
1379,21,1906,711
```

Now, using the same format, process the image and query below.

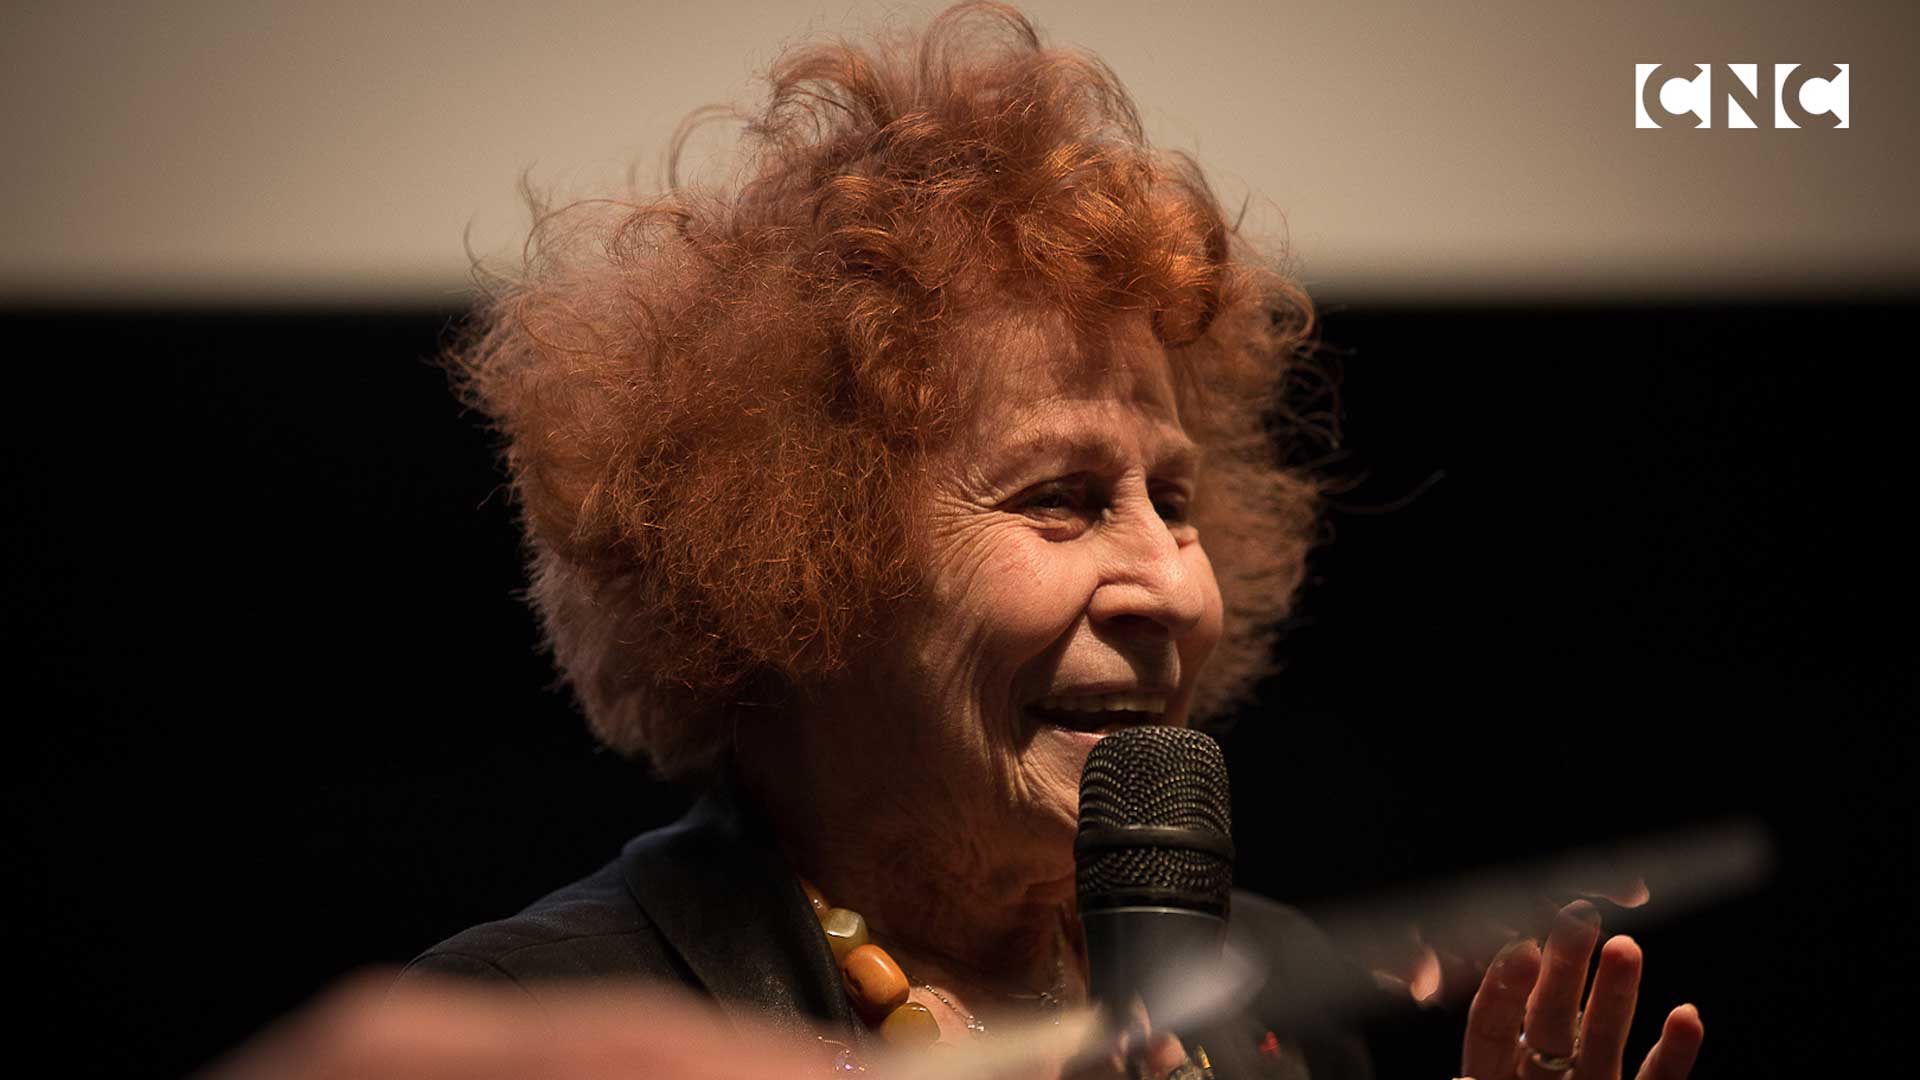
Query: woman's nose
1086,500,1207,639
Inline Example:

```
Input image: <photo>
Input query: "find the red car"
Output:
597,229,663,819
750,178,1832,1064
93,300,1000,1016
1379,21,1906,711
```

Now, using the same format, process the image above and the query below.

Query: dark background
4,301,1911,1077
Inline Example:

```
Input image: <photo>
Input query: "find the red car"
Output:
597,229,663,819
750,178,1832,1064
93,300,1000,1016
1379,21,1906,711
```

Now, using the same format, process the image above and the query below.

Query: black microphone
1075,725,1235,1027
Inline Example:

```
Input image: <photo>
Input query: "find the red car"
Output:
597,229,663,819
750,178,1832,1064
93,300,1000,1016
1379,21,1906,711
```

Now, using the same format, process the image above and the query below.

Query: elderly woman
218,5,1703,1079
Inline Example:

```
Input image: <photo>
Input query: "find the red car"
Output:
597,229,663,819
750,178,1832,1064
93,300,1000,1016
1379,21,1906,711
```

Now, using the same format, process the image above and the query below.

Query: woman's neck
731,736,1083,998
807,840,1071,997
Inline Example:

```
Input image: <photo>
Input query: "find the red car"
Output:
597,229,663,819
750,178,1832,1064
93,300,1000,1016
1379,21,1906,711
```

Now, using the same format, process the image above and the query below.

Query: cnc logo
1635,64,1849,129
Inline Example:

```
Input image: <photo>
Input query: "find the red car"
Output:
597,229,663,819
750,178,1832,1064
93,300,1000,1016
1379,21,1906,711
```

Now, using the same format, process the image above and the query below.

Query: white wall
4,0,1913,305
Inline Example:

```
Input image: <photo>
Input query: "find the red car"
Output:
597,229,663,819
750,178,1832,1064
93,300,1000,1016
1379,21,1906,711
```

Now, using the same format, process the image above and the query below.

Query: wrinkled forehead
932,307,1199,477
943,307,1185,427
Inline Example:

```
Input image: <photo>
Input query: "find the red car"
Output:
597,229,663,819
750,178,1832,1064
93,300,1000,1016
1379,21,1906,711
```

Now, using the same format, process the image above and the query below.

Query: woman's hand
1365,876,1651,1007
196,971,831,1080
203,972,1115,1080
1056,1000,1202,1080
1457,901,1703,1080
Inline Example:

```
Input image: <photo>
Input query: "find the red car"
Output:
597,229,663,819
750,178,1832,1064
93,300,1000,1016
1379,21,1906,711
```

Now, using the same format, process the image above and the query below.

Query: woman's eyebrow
994,428,1201,476
1156,441,1203,475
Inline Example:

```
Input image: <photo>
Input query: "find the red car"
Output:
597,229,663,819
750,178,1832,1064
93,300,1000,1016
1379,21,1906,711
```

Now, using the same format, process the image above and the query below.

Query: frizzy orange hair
448,2,1323,778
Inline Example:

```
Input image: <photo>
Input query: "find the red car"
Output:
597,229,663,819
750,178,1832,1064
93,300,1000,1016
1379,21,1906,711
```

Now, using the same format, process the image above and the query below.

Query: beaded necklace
800,878,1068,1048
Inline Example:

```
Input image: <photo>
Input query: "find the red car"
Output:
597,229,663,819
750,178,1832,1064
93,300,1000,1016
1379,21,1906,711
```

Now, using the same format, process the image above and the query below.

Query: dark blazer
402,793,1376,1078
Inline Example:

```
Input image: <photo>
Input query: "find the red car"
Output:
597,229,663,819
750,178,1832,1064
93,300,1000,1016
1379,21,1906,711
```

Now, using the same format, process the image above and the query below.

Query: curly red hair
449,2,1322,778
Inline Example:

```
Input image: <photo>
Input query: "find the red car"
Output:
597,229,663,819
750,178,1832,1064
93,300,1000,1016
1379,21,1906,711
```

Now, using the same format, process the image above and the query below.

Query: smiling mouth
1026,692,1170,734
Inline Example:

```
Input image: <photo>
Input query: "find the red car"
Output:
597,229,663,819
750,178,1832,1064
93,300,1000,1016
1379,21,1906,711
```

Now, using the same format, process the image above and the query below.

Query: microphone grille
1076,726,1233,914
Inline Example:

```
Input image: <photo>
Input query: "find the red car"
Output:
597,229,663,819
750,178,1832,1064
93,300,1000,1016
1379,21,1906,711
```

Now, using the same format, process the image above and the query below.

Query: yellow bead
822,907,869,963
800,879,831,922
842,943,910,1022
879,1001,940,1047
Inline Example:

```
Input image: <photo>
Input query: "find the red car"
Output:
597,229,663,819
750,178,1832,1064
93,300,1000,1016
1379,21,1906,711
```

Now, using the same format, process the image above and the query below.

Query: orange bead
841,944,910,1023
800,879,830,922
879,1001,941,1047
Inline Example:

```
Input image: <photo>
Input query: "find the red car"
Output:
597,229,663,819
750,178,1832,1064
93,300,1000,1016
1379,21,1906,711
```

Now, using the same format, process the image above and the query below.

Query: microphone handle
1080,905,1226,1024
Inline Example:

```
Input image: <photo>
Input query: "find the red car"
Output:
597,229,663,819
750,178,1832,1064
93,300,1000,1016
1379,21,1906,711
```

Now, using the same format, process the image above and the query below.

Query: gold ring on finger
1518,1032,1577,1073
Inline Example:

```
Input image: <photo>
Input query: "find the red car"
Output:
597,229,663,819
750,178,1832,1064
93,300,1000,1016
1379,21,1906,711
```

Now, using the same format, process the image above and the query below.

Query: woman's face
819,312,1225,905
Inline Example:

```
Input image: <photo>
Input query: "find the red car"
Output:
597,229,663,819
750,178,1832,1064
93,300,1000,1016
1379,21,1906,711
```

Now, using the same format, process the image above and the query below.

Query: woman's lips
1035,691,1168,715
1023,688,1175,739
1025,703,1166,735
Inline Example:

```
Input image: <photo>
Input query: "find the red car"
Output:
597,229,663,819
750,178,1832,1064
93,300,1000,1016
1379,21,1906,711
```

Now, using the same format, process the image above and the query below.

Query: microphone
1075,726,1235,1027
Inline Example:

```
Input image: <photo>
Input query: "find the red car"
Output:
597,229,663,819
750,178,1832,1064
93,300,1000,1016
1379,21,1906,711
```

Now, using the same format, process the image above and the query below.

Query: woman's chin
1013,712,1182,877
1021,713,1167,811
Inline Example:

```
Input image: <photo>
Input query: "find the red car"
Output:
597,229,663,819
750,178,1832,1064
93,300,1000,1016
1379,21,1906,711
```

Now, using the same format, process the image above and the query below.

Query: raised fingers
1142,1030,1190,1075
1519,901,1602,1079
1581,875,1650,910
1462,938,1541,1080
1573,935,1641,1080
1361,924,1444,1004
1633,1004,1704,1080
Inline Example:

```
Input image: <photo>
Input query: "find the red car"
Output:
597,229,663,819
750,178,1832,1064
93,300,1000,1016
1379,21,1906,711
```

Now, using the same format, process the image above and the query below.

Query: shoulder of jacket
402,854,686,987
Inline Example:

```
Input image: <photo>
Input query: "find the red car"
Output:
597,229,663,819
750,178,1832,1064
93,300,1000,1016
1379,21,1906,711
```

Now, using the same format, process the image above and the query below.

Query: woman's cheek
1181,544,1226,676
990,539,1089,641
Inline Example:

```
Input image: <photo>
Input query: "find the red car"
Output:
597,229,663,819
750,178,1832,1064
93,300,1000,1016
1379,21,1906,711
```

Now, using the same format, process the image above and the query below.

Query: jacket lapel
617,792,867,1045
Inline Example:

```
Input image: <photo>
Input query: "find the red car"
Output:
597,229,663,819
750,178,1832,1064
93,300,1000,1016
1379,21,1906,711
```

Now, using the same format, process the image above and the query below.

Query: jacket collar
616,784,869,1045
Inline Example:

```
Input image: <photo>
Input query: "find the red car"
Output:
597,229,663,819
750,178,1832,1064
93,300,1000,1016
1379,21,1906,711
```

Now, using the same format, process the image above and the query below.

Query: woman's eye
1151,487,1191,523
1014,478,1107,530
1022,483,1087,515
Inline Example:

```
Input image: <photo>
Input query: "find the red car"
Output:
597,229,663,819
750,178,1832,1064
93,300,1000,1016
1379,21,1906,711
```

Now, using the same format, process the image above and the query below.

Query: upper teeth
1038,693,1168,714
